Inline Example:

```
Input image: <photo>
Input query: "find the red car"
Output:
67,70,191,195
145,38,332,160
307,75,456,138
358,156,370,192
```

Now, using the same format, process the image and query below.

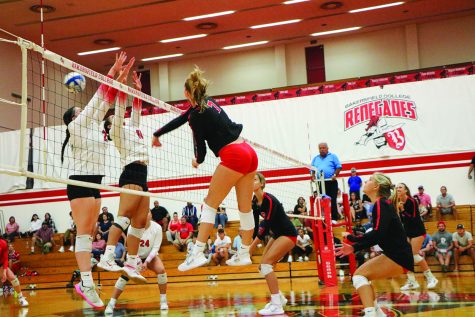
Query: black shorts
119,162,148,191
67,175,103,200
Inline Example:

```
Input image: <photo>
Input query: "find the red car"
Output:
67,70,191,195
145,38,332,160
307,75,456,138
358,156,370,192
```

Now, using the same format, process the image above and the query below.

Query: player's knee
258,263,273,277
11,276,20,287
115,276,129,291
352,275,370,290
413,254,424,264
239,211,254,231
157,273,167,285
200,203,217,225
114,216,131,232
75,235,92,253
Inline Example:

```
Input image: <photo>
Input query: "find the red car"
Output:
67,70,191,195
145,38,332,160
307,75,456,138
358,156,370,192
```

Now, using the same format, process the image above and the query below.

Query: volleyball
63,72,86,93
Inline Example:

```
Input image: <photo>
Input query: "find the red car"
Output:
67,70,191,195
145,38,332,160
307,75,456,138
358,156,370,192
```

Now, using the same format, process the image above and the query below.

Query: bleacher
11,205,475,290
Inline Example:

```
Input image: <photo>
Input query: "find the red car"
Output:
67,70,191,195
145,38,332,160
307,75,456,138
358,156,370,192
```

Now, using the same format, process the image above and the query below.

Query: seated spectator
232,229,243,254
453,224,475,271
166,212,180,243
114,232,127,267
288,213,302,230
44,212,58,233
348,167,362,199
3,216,20,242
432,221,453,272
26,213,42,237
59,211,76,253
150,200,170,231
212,228,231,266
173,217,194,252
214,207,228,228
182,202,198,229
293,197,307,215
336,188,344,219
91,233,106,260
8,243,21,274
352,219,366,237
303,211,314,240
419,234,434,259
293,228,313,262
415,185,432,220
98,206,114,224
436,186,457,219
31,222,55,254
361,194,372,218
349,192,365,220
97,213,112,242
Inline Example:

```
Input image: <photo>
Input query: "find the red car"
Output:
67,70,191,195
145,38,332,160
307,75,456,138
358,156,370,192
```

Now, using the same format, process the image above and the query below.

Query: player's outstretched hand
335,242,354,257
192,158,199,169
152,135,162,147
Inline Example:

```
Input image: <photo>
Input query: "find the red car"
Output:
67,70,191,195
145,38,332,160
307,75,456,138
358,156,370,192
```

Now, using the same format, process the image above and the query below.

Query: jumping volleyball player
250,173,296,315
393,183,438,290
61,52,133,308
0,238,28,307
152,67,257,271
97,61,151,283
336,173,414,317
105,212,168,314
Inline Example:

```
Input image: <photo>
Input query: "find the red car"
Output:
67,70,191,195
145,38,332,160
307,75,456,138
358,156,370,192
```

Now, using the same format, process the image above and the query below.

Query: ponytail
62,107,76,164
184,66,209,112
61,129,70,163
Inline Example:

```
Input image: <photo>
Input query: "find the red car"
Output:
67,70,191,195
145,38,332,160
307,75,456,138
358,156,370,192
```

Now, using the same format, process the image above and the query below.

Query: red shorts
219,142,258,174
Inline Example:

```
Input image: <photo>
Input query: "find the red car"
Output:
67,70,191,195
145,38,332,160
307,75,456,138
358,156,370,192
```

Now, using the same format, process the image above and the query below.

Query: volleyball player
152,67,257,271
0,238,28,307
394,183,438,290
249,173,296,315
336,173,414,317
105,212,168,314
97,67,150,283
61,52,133,308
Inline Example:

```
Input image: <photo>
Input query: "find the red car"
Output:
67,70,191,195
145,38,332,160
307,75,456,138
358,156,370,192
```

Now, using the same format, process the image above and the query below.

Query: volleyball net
0,33,318,214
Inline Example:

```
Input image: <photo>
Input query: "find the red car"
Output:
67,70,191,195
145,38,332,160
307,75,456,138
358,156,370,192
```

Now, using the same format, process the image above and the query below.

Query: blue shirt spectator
348,167,362,199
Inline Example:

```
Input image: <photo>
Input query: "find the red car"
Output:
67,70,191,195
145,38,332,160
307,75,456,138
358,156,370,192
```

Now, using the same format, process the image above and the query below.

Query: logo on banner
344,95,418,151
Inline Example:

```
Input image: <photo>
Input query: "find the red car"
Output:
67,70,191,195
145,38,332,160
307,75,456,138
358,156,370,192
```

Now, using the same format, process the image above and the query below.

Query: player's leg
105,275,129,315
149,257,168,310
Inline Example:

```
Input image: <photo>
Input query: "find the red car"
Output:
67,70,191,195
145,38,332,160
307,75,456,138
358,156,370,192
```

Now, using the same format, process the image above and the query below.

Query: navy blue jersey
256,192,297,240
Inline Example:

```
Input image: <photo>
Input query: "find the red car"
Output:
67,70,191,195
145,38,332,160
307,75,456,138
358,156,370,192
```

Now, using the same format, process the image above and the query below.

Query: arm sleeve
146,229,162,262
130,98,142,128
256,220,269,241
351,202,391,252
110,91,127,154
153,108,191,137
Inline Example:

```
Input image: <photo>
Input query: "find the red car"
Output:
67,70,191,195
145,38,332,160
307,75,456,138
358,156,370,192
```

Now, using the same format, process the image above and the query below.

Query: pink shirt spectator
5,223,19,234
416,193,431,207
92,240,106,251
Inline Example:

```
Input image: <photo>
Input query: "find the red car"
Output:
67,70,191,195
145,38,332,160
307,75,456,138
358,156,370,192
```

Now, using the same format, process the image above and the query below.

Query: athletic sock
271,293,281,305
80,271,94,288
193,241,206,254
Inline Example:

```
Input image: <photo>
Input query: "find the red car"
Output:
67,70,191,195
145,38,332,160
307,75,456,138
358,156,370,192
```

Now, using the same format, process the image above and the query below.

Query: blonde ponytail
185,66,209,112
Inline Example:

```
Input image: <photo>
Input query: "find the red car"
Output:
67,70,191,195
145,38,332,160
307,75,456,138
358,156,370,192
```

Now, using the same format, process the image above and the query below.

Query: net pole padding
341,192,357,276
315,197,338,287
18,44,28,174
309,195,324,282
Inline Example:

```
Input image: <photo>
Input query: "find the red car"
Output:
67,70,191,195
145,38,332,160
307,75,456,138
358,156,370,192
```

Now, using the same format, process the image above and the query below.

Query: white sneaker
304,256,309,261
68,245,74,252
97,254,123,272
226,250,252,266
258,302,284,315
105,302,114,315
160,302,169,310
287,255,293,263
376,307,387,317
297,256,303,262
400,280,420,291
280,292,288,306
58,246,64,253
178,251,209,271
74,283,104,308
18,296,29,307
122,263,147,284
427,277,438,289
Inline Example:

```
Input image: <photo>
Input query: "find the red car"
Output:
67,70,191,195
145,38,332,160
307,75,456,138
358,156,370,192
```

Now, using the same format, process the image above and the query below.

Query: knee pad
413,254,424,264
114,216,131,232
11,277,20,287
115,275,129,291
128,226,145,239
200,203,217,224
259,264,273,277
157,273,167,285
239,211,255,231
75,235,92,253
352,275,370,290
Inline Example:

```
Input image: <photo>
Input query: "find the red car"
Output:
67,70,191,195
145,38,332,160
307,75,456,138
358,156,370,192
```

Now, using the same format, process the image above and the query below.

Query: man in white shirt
212,229,231,266
453,224,475,271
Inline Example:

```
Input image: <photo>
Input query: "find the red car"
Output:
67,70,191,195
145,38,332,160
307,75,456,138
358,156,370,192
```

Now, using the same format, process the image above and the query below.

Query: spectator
288,212,302,230
173,217,194,252
44,212,58,233
26,213,42,237
303,210,314,239
8,243,21,274
31,222,55,254
182,202,198,229
453,224,475,271
348,167,362,199
336,189,344,219
293,197,307,215
349,192,365,220
97,213,112,242
114,231,127,267
3,216,20,242
419,234,434,259
91,233,106,260
97,206,114,224
436,186,457,219
214,207,228,228
212,228,231,266
432,221,453,272
415,185,432,220
468,155,475,180
293,228,313,262
150,201,170,231
232,229,243,254
59,211,76,253
310,142,342,220
362,193,372,218
166,212,180,243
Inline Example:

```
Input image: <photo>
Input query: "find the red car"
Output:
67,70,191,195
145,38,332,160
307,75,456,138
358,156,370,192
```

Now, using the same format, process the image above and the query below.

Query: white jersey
67,85,115,176
138,221,163,259
110,93,149,167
